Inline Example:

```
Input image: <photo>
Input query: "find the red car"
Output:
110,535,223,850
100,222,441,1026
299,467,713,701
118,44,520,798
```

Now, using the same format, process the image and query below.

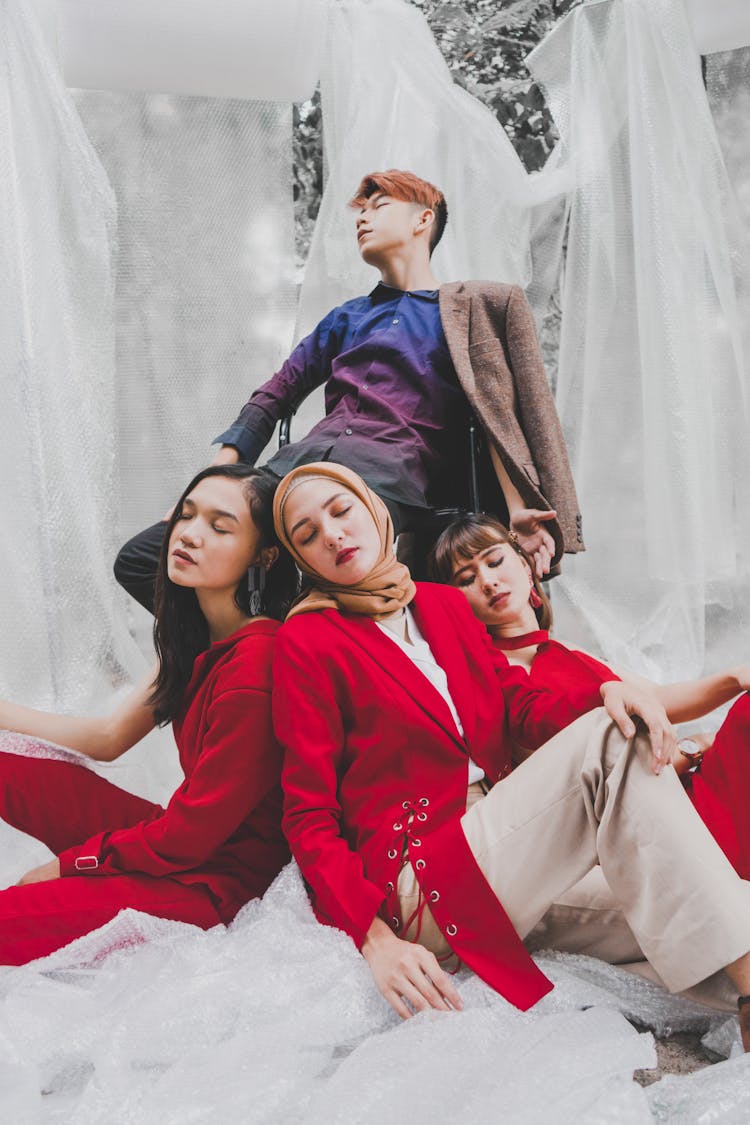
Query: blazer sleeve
503,286,583,551
496,657,600,751
272,626,386,948
58,685,280,878
444,587,605,751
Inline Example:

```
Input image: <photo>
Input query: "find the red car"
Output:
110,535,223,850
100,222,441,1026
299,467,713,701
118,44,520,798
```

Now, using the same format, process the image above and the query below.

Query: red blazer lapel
326,612,467,751
410,586,478,748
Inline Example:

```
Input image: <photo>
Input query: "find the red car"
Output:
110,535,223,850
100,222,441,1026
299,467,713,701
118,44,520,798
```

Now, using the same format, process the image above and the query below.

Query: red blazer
58,620,290,922
273,583,589,1010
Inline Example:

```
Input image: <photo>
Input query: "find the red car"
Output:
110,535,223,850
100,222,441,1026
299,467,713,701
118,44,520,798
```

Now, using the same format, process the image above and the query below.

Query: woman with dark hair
0,464,297,964
270,462,750,1048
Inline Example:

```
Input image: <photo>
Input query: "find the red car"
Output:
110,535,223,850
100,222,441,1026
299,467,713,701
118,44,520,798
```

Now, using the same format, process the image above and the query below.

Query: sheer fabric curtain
0,2,296,824
0,4,297,716
0,0,143,711
296,0,536,329
529,0,750,678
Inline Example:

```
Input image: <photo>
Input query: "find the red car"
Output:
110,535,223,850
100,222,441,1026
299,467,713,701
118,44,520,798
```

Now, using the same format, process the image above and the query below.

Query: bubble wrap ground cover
0,861,747,1124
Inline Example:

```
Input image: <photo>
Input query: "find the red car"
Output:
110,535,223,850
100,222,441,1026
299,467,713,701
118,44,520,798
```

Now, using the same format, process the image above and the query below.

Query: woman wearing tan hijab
272,462,750,1048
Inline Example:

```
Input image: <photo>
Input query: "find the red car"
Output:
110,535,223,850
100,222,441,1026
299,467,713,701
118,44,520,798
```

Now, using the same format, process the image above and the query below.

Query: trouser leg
0,752,161,859
461,709,750,994
525,868,645,965
113,520,168,613
0,875,222,965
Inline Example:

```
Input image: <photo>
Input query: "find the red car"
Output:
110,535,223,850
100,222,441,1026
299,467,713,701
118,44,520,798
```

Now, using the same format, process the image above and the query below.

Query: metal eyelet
392,821,403,832
415,858,426,870
410,838,422,847
391,917,400,930
419,797,429,807
385,881,394,894
446,923,457,936
417,812,427,822
430,890,440,903
387,848,398,859
402,801,411,810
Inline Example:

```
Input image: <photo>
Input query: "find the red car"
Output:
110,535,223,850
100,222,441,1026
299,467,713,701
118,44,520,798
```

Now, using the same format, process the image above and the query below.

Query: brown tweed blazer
439,280,583,564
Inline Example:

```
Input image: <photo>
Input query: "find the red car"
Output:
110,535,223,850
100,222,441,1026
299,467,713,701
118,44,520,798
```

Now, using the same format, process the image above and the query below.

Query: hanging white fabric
0,0,144,709
295,0,537,341
528,0,750,678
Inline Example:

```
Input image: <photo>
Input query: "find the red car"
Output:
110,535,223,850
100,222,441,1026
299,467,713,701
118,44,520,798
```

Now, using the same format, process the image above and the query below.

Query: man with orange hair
115,170,582,608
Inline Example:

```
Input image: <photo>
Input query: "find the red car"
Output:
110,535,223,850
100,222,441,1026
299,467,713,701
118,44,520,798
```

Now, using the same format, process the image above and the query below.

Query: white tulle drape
0,1,297,712
0,0,143,710
295,0,536,337
528,0,750,680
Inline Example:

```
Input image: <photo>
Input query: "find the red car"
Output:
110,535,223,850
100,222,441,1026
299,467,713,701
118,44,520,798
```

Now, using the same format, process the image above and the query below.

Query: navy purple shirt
213,284,470,510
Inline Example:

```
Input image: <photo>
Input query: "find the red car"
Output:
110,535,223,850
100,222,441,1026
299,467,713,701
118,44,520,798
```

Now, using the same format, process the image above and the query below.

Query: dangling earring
248,565,266,616
529,585,542,609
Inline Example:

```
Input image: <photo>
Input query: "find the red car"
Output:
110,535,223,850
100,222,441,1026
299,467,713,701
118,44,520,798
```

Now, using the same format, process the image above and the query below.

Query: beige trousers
401,709,750,996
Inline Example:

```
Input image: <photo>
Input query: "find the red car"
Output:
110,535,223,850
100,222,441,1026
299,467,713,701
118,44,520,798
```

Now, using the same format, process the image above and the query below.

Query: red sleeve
58,685,279,878
272,624,385,949
569,648,620,684
444,589,612,750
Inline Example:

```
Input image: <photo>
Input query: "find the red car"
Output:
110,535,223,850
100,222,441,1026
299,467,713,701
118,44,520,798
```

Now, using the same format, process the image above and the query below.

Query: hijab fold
273,463,416,620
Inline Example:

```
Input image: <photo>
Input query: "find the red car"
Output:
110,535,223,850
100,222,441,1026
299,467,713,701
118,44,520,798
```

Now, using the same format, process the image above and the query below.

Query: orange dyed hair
349,169,448,254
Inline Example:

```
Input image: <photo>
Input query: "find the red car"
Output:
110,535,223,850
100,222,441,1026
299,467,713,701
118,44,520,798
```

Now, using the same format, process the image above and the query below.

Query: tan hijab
273,463,416,620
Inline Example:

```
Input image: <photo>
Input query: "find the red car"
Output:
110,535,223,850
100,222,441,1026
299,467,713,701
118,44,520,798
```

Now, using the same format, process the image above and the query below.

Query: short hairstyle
429,514,553,631
349,169,448,254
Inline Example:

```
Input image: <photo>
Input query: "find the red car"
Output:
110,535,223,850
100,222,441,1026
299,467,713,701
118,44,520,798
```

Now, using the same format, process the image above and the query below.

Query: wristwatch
677,738,704,766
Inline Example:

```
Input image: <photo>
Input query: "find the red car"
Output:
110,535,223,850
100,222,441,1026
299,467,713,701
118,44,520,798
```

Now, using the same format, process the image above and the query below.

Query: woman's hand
600,680,677,775
361,916,463,1020
17,858,60,885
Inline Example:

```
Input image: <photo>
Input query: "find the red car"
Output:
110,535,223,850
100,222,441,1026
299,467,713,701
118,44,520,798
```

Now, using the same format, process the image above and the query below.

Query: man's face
355,193,425,264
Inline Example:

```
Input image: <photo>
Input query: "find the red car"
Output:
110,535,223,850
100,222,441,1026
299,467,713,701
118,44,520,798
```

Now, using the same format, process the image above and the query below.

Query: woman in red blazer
431,512,750,878
272,462,750,1048
0,464,297,964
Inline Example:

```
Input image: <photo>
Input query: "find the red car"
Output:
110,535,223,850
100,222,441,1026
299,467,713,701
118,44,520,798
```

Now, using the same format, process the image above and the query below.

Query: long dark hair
148,465,299,725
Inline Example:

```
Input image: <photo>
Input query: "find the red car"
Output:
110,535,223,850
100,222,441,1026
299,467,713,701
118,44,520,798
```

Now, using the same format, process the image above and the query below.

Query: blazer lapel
410,587,478,748
327,612,468,751
439,282,475,400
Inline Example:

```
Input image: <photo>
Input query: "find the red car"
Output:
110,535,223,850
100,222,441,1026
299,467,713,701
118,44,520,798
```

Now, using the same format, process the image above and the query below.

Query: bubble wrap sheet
0,861,747,1124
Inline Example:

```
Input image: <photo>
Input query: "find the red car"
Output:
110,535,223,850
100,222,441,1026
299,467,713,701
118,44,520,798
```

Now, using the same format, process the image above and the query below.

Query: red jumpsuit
0,619,290,965
495,631,750,877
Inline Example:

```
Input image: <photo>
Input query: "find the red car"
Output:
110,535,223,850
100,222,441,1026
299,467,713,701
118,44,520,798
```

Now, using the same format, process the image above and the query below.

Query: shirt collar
369,281,440,304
